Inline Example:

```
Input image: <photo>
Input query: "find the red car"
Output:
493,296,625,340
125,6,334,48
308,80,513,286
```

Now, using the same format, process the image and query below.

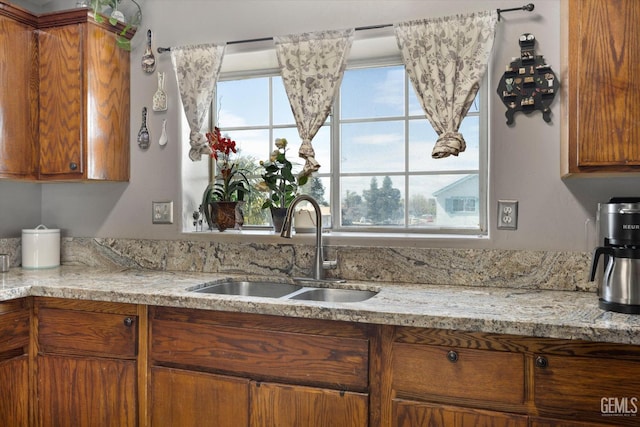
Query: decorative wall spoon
152,72,167,112
138,107,150,149
142,30,156,74
159,119,168,146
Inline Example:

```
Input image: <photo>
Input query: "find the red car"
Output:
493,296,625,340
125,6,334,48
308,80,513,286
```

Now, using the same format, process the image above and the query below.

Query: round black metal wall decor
497,33,559,125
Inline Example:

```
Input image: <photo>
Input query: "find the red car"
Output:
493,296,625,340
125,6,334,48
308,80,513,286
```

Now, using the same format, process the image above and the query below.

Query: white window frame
200,30,488,237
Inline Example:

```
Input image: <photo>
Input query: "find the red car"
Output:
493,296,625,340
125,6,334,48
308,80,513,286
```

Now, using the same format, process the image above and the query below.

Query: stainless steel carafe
590,198,640,314
590,247,640,313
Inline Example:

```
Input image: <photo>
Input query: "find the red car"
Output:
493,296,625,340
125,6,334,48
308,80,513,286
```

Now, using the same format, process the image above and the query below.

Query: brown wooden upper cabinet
562,0,640,176
38,9,131,181
0,5,38,180
0,3,131,182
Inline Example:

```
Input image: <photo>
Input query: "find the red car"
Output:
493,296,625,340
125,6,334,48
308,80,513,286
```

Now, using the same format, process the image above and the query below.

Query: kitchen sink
193,281,303,298
289,288,378,303
190,280,378,302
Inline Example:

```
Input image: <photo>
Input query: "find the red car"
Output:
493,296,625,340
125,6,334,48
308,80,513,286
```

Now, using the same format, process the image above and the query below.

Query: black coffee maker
590,197,640,314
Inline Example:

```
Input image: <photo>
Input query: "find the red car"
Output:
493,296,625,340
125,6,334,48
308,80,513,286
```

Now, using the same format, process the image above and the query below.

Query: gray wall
3,0,640,251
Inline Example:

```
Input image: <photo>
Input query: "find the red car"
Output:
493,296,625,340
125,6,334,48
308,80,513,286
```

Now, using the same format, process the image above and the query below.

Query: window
209,38,487,235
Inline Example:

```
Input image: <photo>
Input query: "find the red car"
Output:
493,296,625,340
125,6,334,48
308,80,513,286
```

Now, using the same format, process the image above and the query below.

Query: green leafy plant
258,138,308,209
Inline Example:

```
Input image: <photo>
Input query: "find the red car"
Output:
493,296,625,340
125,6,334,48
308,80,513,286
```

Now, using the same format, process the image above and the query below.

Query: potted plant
89,0,142,51
202,127,249,231
258,138,308,231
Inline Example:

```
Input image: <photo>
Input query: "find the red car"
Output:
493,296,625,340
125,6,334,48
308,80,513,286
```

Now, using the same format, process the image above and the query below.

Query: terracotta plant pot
211,201,238,232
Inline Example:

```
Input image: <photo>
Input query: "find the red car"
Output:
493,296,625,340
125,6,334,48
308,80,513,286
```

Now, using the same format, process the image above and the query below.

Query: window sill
181,229,489,249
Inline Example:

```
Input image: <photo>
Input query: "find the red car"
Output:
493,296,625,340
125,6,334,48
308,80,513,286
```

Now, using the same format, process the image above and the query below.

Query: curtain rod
157,3,534,54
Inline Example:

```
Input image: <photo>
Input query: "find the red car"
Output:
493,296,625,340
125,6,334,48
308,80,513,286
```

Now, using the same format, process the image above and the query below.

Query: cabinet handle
123,317,134,327
69,162,78,171
447,350,459,363
535,356,548,369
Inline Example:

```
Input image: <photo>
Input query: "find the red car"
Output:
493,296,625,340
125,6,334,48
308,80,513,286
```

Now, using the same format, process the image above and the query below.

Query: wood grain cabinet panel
0,11,38,179
250,381,368,427
392,400,528,427
37,354,137,427
534,354,640,425
0,299,30,427
392,343,525,405
151,309,370,391
530,417,624,427
564,0,640,174
35,298,141,427
38,12,130,181
37,306,137,358
149,308,372,427
150,366,249,427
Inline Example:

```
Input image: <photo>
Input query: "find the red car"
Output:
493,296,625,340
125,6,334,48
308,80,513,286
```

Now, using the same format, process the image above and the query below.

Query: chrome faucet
280,195,337,281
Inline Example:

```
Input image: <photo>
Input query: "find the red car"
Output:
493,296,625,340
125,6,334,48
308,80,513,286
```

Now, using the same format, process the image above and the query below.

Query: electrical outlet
497,200,518,230
152,201,173,224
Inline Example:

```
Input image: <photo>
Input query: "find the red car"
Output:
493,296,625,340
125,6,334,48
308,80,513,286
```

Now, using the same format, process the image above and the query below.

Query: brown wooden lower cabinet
392,399,528,427
150,366,249,427
34,298,141,427
0,299,30,426
0,355,29,426
530,417,627,427
149,307,373,427
7,298,640,427
37,354,137,427
251,381,368,427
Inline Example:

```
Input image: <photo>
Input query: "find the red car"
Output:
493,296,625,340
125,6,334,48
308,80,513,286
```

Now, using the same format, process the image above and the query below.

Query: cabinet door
250,381,368,427
393,400,528,427
150,367,249,427
37,354,137,427
38,24,84,178
85,23,130,181
0,14,37,179
566,0,640,173
534,354,640,425
530,416,621,427
0,356,29,426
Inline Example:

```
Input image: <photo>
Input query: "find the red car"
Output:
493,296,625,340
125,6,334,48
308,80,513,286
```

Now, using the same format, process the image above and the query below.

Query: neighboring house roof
433,174,478,197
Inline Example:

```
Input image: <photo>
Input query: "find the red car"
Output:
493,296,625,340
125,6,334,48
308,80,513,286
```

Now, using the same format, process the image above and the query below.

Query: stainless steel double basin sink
189,280,378,303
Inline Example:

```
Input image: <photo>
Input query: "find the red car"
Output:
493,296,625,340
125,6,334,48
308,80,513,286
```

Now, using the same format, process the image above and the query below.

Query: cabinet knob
447,350,459,363
535,356,548,369
69,162,78,171
123,317,134,327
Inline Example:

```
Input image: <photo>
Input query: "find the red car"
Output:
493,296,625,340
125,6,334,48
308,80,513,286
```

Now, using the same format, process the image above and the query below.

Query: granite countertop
1,266,639,345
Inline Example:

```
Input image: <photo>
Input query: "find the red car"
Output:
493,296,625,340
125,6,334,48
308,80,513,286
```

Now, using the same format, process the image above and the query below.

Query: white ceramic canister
22,225,60,269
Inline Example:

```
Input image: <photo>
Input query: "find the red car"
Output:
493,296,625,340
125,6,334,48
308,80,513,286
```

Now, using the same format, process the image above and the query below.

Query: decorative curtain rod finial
497,3,535,21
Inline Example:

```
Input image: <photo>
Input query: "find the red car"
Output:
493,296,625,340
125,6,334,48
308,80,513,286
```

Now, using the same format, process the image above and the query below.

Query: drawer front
38,307,137,358
535,354,640,415
151,318,369,391
392,343,525,405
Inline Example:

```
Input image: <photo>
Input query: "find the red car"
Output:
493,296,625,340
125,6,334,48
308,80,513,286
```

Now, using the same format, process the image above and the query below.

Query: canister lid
22,224,60,234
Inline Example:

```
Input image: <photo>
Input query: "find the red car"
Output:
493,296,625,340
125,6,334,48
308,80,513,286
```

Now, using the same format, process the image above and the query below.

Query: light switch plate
497,200,518,230
152,201,173,224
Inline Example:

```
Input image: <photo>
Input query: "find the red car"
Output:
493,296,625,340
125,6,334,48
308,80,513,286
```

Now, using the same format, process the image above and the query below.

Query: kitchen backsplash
0,237,594,292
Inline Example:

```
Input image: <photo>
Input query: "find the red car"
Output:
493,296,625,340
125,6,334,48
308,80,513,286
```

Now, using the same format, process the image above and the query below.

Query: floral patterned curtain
395,11,497,159
274,29,354,177
171,43,226,161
